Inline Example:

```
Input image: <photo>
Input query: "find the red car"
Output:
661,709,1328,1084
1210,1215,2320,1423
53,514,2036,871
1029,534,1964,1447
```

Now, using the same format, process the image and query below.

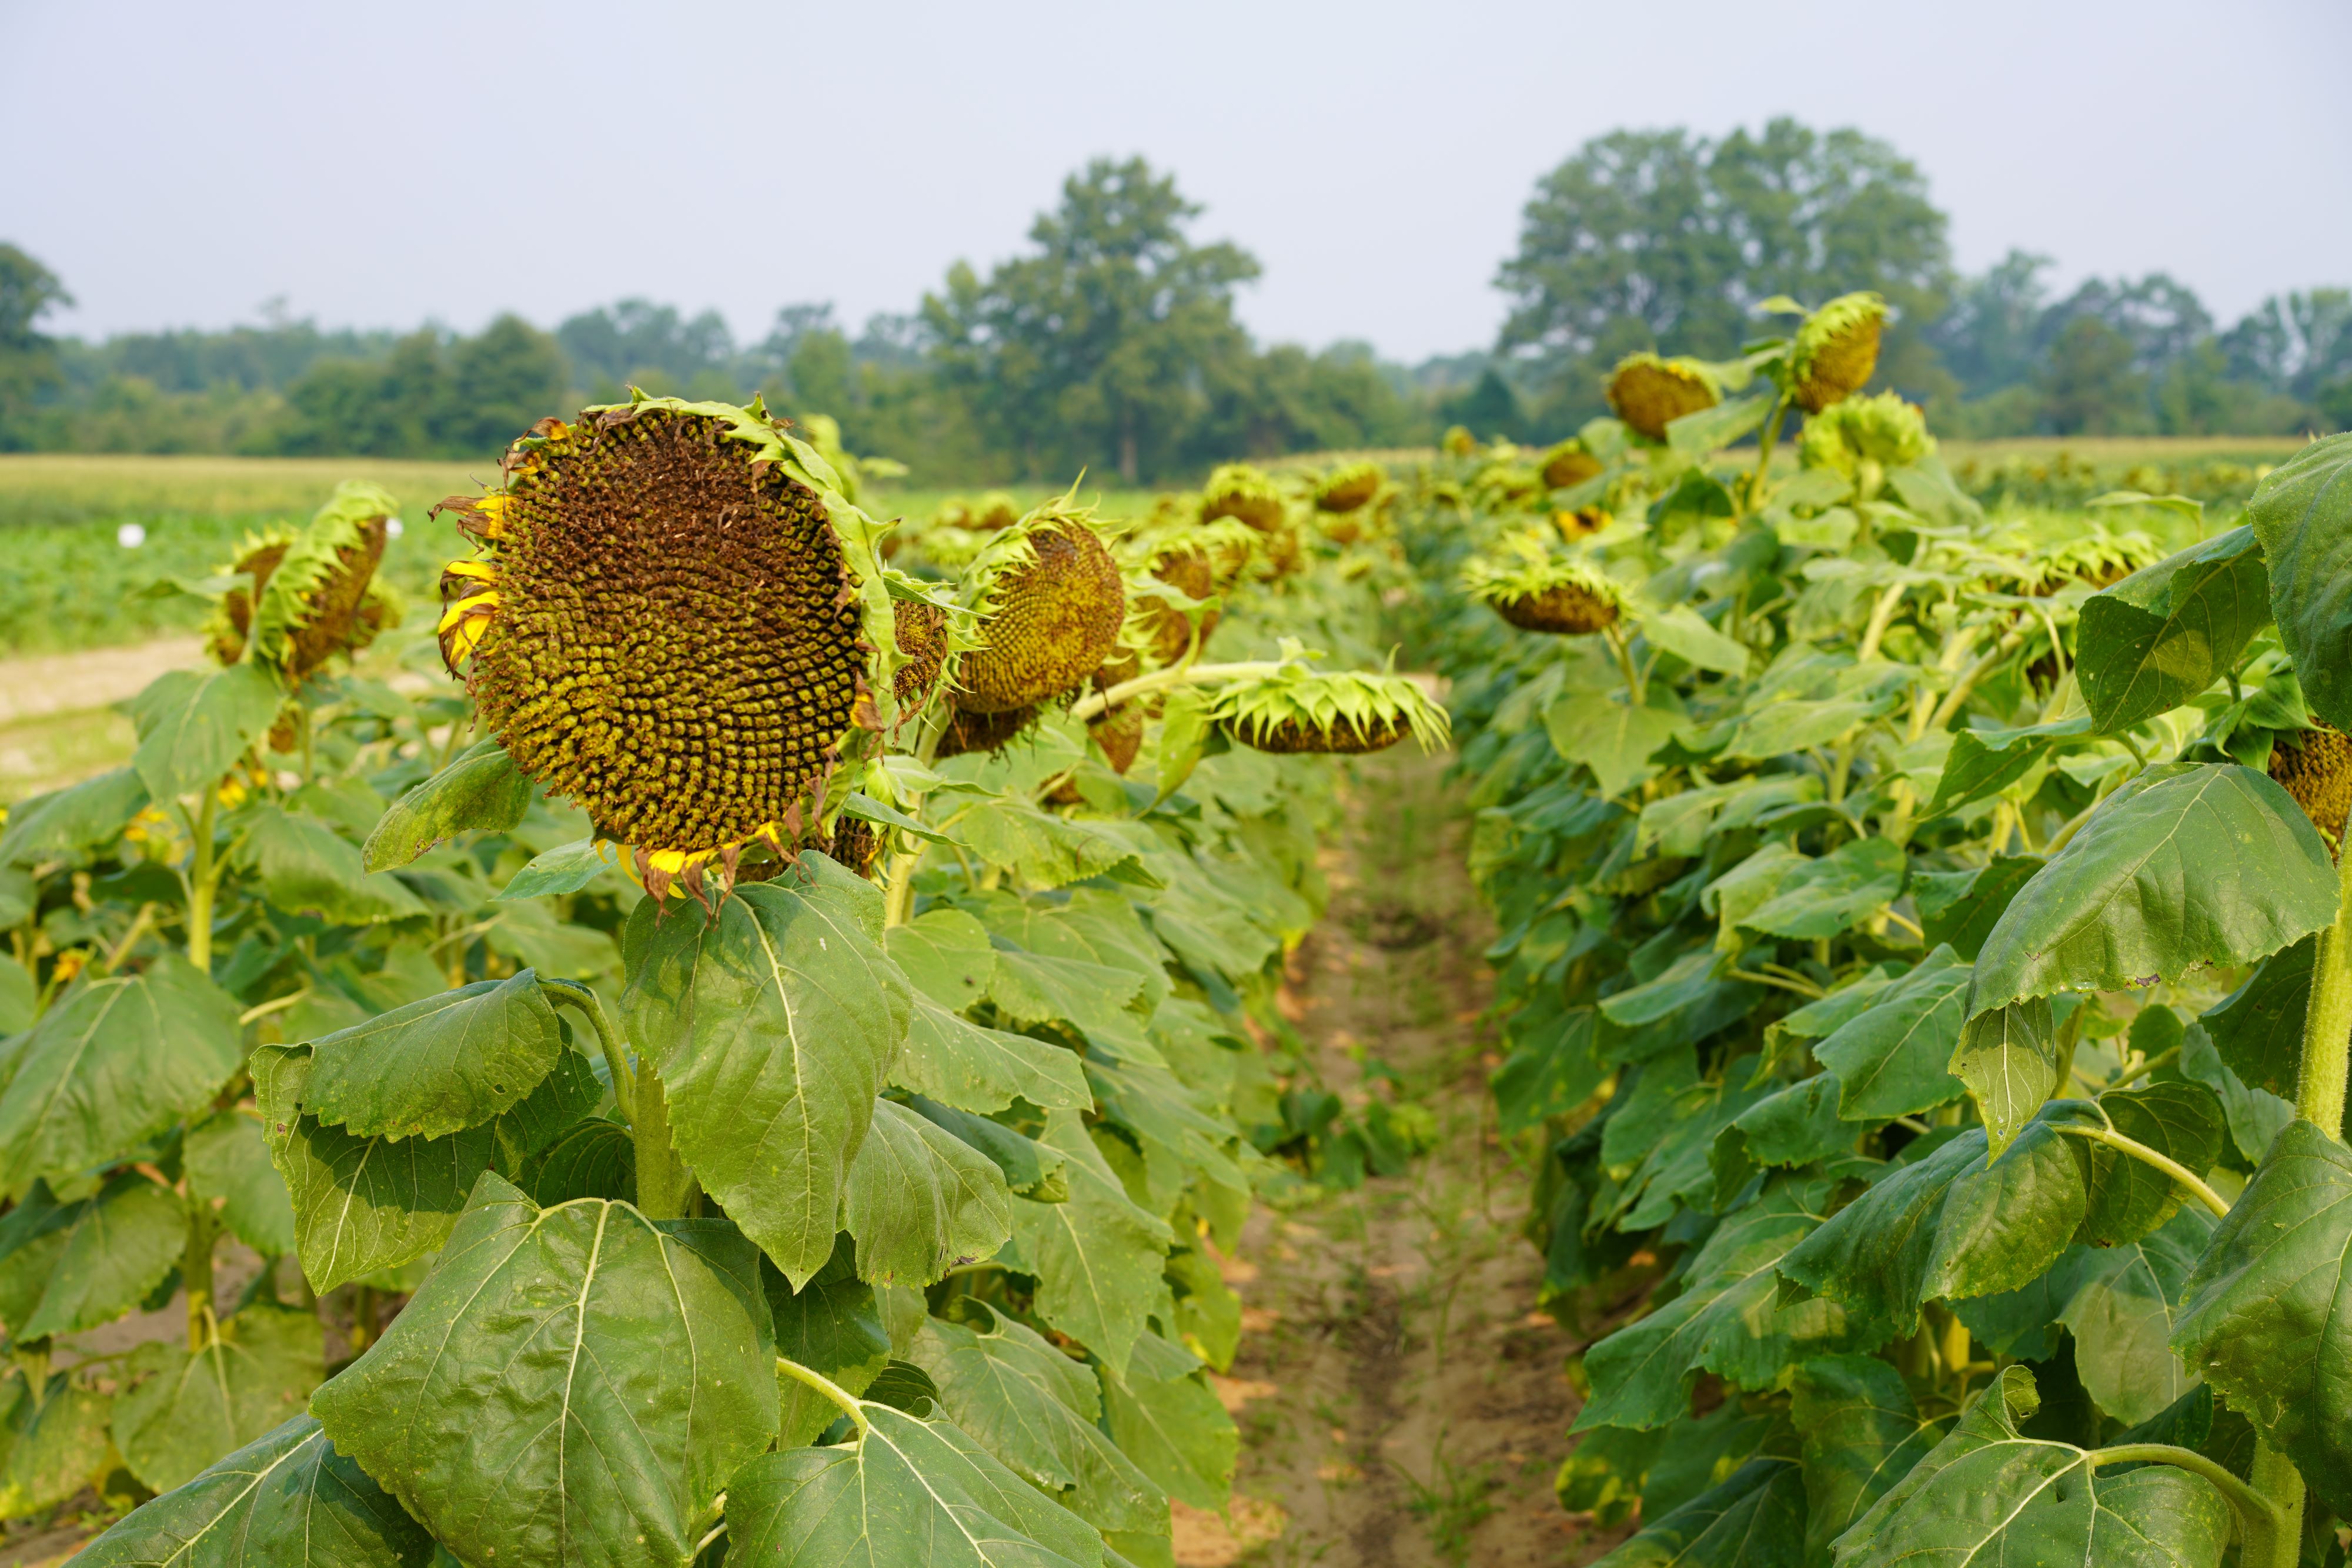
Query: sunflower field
0,396,1442,1566
1411,294,2352,1566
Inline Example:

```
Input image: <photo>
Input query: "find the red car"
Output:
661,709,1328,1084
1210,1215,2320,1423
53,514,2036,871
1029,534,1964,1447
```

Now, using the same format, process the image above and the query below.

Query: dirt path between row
0,638,206,727
1174,754,1631,1567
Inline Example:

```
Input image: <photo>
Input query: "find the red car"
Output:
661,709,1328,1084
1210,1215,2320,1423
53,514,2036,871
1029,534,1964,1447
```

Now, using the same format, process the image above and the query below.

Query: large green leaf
1737,838,1907,941
720,1401,1104,1567
1780,1130,1980,1339
240,808,430,925
894,997,1091,1115
18,1172,186,1338
1916,1116,2086,1302
1574,1177,1857,1431
904,1098,1068,1200
2246,432,2352,733
1969,763,2338,1015
2076,525,2270,734
2077,1082,2224,1246
622,856,910,1288
2199,935,2311,1096
1789,1355,1945,1563
954,800,1145,890
884,908,996,1008
1588,1457,1805,1568
1007,1109,1174,1378
185,1110,298,1258
2171,1118,2352,1512
255,1042,599,1292
1830,1367,2230,1567
113,1302,325,1493
312,1177,778,1568
361,738,533,872
2179,1022,2294,1166
0,954,243,1199
129,662,285,802
1925,718,2090,818
76,1415,433,1568
843,1099,1011,1288
302,971,564,1141
1947,997,2056,1158
1915,855,2042,961
2061,1206,2210,1427
910,1309,1165,1534
0,1369,113,1520
1545,691,1685,798
767,1241,891,1449
0,767,149,867
1812,946,1970,1119
1098,1329,1235,1513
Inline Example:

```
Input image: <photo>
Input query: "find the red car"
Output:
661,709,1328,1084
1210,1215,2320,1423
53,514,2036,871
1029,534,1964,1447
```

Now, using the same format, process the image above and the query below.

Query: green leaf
842,791,960,845
1545,691,1685,798
255,1042,599,1293
19,1172,186,1338
1639,605,1752,676
2061,1206,2210,1426
1949,997,2056,1158
1918,1114,2086,1300
2246,432,2352,733
2079,1082,2224,1245
1588,1458,1804,1568
895,996,1091,1116
843,1099,1011,1288
75,1415,433,1568
1727,698,1884,763
1780,1130,1977,1339
885,908,996,1009
0,954,243,1200
0,767,149,867
241,808,430,925
185,1110,298,1258
485,897,619,981
2179,1022,2293,1166
720,1402,1105,1568
1738,838,1907,941
621,856,910,1288
1926,718,2091,818
1813,946,1972,1119
311,1177,778,1568
301,971,563,1141
1100,1328,1235,1512
113,1302,325,1493
1008,1109,1174,1378
0,1370,113,1520
130,662,285,802
1915,855,2043,962
2172,1118,2352,1512
1492,1002,1606,1133
360,738,533,872
904,1097,1068,1200
496,838,608,900
1789,1355,1946,1562
0,964,26,1039
1574,1177,1858,1431
767,1240,891,1449
956,799,1146,890
2076,524,2269,734
1830,1367,2231,1568
911,1309,1165,1534
1969,763,2338,1015
514,1118,636,1206
2199,935,2311,1096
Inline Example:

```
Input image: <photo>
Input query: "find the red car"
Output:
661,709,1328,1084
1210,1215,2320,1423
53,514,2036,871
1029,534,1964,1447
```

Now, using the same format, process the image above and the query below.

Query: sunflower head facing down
952,500,1127,716
211,482,403,678
1605,353,1722,441
435,396,888,898
1789,292,1886,413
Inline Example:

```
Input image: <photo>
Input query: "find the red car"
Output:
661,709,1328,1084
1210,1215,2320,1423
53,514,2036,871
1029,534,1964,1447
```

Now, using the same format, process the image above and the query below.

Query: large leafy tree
923,157,1261,482
1494,119,1952,428
0,242,73,450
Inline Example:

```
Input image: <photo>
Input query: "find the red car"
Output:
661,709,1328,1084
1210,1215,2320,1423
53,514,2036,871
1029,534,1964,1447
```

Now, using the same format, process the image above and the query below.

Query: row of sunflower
0,395,1445,1565
1402,294,2352,1563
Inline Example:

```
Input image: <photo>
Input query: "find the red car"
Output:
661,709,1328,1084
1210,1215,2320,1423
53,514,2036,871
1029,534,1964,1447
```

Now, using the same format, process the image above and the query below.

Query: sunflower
1313,462,1384,514
2270,722,2352,858
1461,534,1624,636
1605,354,1721,440
211,482,403,678
953,504,1127,714
1789,293,1886,413
1539,442,1603,492
1211,651,1451,757
432,396,890,895
2015,529,2164,596
1798,391,1935,479
1199,464,1288,532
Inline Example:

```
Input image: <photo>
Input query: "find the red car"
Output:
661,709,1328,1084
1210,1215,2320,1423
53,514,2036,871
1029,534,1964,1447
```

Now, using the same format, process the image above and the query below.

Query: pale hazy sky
6,0,2347,362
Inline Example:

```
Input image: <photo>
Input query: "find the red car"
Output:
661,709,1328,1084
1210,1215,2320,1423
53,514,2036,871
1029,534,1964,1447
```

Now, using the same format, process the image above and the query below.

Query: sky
5,0,2348,363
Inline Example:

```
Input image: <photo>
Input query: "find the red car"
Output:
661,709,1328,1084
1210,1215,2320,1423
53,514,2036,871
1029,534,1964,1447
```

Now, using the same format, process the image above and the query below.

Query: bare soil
1172,754,1629,1567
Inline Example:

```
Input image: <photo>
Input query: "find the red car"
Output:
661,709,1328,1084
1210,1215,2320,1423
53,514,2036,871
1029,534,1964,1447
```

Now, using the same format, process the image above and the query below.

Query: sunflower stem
883,706,954,928
187,789,218,973
543,979,634,1126
1066,661,1284,725
632,1060,692,1220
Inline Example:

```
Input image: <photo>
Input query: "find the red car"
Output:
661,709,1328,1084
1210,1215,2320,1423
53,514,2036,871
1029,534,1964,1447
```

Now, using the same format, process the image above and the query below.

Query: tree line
2,125,2345,483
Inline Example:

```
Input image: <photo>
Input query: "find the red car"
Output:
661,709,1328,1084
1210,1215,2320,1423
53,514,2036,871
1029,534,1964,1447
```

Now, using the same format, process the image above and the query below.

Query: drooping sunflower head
1461,534,1624,636
1539,441,1604,492
1198,464,1288,532
953,501,1127,714
433,397,890,888
1210,644,1452,756
1605,353,1721,441
1122,519,1247,664
1313,462,1384,515
209,482,404,678
1798,390,1935,479
1789,292,1886,414
2270,722,2352,859
2014,527,2165,596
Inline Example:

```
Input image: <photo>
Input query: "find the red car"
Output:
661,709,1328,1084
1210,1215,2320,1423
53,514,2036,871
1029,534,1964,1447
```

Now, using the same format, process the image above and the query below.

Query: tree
554,298,734,399
923,157,1261,481
2039,315,2147,434
1494,119,1951,429
0,243,73,450
439,314,568,452
1926,249,2052,395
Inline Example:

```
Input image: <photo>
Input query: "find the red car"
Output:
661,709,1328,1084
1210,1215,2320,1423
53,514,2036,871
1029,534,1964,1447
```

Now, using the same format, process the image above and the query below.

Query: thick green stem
632,1060,694,1221
544,980,634,1126
184,1198,219,1353
2294,845,2352,1136
776,1356,867,1433
2094,1445,2289,1563
2246,1442,2306,1568
187,790,218,972
882,705,953,929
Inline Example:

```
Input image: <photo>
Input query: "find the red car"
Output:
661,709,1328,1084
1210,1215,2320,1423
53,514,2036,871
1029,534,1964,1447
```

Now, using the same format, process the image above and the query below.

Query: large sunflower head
1210,644,1451,757
1198,464,1288,532
953,501,1127,715
1605,353,1721,440
1789,292,1886,413
433,396,891,894
1461,532,1624,636
1313,462,1384,515
209,482,403,679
